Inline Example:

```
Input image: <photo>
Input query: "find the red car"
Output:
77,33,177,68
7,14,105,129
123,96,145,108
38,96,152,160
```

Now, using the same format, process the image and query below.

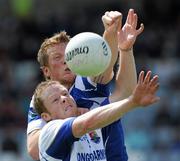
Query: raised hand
118,9,144,51
131,71,160,107
98,11,123,84
102,11,122,34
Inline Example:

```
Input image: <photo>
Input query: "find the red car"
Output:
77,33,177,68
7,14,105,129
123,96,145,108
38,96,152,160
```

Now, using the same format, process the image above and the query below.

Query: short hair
33,81,60,116
37,31,70,67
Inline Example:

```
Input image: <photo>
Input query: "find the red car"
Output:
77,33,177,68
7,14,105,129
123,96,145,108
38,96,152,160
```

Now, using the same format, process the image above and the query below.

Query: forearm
103,30,119,73
90,31,118,84
73,70,160,138
111,49,137,102
27,130,40,160
72,97,135,138
110,8,144,101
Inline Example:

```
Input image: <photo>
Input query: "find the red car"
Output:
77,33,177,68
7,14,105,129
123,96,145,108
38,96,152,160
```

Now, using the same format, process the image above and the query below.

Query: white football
65,32,111,76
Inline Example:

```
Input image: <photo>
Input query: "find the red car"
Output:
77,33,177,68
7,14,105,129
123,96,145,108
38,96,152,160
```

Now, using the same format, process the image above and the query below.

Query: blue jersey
101,99,128,161
69,76,110,109
39,118,106,161
69,76,128,161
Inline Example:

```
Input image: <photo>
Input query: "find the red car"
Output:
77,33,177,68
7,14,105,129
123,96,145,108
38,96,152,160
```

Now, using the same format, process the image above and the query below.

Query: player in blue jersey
27,9,144,160
33,71,159,161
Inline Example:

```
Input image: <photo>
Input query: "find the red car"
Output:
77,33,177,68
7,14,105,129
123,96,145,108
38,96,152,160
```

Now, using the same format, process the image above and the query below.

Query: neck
60,82,71,90
61,80,74,90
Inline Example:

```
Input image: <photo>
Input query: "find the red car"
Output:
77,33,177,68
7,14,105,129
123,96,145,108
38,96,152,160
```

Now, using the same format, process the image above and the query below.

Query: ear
41,112,52,122
42,66,51,79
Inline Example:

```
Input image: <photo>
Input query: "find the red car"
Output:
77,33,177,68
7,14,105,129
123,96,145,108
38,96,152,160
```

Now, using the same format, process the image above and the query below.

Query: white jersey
39,118,106,161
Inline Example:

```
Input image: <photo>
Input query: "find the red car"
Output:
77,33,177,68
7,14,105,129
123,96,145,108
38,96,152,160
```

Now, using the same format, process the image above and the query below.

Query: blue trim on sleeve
46,117,79,160
28,107,40,123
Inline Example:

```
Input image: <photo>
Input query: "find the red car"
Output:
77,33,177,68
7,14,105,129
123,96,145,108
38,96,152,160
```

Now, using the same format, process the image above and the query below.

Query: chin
64,74,75,83
67,113,77,118
70,109,78,117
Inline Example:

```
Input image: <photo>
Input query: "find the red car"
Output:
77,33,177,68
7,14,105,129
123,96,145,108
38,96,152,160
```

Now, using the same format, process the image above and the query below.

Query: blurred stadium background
0,0,179,161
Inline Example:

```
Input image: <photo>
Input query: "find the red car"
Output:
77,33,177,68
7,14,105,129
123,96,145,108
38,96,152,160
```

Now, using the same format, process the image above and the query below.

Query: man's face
42,83,78,120
45,42,76,87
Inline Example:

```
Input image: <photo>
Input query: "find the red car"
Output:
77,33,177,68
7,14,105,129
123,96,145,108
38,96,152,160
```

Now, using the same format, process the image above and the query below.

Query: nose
61,96,67,104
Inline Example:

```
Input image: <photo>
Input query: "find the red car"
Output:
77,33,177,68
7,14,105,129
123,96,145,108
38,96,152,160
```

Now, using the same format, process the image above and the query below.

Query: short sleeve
40,117,78,160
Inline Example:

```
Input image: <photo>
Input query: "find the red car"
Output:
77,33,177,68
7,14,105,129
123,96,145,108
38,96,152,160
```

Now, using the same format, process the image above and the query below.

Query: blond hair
37,31,70,67
33,81,60,115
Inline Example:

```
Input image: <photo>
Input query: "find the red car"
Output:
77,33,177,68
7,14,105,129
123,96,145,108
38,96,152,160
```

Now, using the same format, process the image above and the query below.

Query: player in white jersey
27,9,144,160
33,71,159,161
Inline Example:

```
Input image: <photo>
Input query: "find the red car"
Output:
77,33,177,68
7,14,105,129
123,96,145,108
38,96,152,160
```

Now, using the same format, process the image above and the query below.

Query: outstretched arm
110,9,144,102
90,11,122,84
72,71,160,138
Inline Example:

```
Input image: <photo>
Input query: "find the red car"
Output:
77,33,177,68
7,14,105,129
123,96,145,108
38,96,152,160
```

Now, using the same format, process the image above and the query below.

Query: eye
63,92,68,96
53,97,60,103
55,56,60,60
52,54,61,60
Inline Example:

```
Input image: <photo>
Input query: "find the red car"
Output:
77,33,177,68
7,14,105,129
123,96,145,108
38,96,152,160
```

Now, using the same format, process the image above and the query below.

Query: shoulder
39,120,65,151
41,120,65,137
27,118,46,134
40,118,76,141
39,118,77,154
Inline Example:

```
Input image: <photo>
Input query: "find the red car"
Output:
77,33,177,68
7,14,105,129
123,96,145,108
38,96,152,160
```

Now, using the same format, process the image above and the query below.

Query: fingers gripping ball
65,32,112,76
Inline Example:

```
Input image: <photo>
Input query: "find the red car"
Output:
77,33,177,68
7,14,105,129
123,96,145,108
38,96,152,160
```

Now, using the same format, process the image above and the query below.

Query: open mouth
65,105,72,111
65,67,71,72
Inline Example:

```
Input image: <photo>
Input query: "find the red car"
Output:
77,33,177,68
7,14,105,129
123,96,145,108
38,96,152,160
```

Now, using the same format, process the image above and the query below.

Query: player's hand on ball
102,11,122,34
131,71,160,107
118,9,144,51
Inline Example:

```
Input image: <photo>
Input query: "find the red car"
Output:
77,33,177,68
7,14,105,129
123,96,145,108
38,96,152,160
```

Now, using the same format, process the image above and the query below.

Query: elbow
27,143,39,160
101,70,114,84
